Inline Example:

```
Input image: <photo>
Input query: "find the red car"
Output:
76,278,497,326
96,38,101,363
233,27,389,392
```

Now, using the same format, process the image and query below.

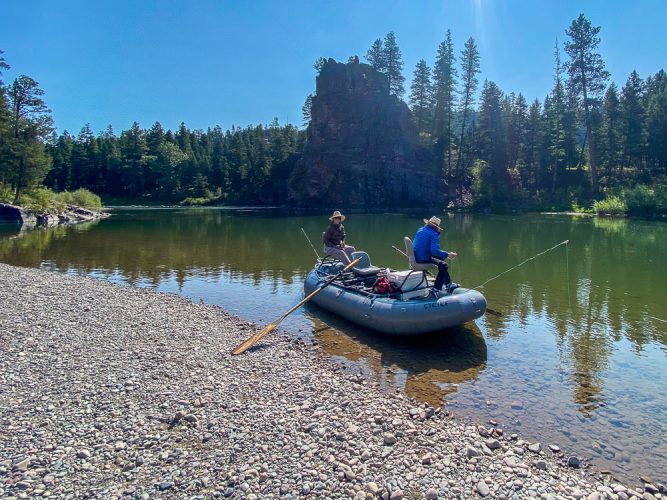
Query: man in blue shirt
413,216,459,295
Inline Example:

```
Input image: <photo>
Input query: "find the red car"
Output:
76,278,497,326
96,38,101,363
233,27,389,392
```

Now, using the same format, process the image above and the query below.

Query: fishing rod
392,241,570,315
301,227,321,259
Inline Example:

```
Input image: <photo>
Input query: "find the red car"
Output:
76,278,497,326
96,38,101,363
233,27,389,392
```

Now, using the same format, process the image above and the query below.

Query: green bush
623,184,667,216
570,201,592,214
71,188,102,210
0,184,14,204
55,190,75,206
179,196,211,206
21,187,58,213
592,195,627,216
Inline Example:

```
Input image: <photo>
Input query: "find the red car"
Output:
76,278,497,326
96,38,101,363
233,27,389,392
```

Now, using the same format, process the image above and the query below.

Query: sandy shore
0,263,650,499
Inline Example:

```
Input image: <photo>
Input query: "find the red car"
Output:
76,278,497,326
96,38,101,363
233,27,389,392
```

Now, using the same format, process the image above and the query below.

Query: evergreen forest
1,14,666,216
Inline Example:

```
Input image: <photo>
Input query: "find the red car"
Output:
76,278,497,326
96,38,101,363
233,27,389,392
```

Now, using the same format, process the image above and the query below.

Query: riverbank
0,264,651,499
0,202,108,228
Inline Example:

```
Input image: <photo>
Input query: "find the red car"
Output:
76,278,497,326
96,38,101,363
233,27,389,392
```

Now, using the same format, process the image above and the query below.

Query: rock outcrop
0,204,37,227
0,203,108,228
289,58,439,208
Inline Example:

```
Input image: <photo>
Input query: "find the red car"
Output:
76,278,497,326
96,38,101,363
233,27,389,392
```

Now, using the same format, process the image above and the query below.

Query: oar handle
392,245,408,258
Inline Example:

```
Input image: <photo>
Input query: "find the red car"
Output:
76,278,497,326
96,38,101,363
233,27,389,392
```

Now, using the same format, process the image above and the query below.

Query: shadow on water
0,223,22,241
303,302,487,407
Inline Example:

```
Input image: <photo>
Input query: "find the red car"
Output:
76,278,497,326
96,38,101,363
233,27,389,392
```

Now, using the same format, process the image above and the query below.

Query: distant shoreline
102,203,662,220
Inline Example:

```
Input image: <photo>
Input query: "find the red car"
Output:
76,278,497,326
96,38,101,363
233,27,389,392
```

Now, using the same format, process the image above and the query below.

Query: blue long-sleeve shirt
413,225,448,262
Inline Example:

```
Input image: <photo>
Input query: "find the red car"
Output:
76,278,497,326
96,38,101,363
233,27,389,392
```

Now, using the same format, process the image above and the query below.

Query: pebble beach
0,263,658,499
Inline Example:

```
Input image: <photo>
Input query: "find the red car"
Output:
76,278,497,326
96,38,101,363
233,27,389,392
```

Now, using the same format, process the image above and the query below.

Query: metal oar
231,257,361,355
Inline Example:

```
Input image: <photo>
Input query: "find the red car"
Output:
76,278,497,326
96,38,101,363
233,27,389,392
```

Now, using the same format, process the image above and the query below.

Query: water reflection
2,209,667,483
305,303,487,406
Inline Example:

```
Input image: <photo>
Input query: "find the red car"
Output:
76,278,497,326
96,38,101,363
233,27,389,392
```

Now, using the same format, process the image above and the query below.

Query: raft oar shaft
231,257,362,355
391,245,407,258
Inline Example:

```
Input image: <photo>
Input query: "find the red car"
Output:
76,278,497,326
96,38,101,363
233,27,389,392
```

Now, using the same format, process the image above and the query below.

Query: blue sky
1,0,665,135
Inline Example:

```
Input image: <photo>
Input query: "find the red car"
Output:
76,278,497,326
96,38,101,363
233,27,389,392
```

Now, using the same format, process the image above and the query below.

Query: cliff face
288,59,439,208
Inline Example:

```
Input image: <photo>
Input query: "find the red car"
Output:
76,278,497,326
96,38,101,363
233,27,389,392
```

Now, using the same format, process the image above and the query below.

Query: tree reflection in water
2,209,666,413
2,209,667,480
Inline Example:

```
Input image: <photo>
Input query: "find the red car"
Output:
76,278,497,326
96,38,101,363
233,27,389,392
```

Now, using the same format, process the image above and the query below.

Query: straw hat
329,210,346,221
423,216,442,231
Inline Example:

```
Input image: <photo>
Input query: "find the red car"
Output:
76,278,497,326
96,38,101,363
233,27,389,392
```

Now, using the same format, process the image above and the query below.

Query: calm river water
1,208,666,485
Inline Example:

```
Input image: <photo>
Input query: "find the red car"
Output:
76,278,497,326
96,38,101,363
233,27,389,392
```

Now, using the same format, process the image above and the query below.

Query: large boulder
289,58,439,208
0,203,37,227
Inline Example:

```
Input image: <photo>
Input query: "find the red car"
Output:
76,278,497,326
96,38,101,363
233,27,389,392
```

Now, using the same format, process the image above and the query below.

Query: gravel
0,263,642,498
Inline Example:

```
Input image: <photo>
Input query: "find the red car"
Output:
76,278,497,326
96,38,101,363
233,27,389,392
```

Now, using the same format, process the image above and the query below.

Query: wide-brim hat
329,210,346,221
423,216,442,231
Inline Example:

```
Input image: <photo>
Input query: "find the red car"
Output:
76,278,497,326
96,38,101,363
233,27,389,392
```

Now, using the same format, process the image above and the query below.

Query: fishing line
565,241,571,308
468,240,570,291
301,227,321,259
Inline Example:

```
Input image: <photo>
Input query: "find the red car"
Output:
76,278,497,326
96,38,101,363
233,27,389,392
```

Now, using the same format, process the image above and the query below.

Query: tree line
360,18,666,212
1,13,666,214
44,119,303,205
0,48,304,206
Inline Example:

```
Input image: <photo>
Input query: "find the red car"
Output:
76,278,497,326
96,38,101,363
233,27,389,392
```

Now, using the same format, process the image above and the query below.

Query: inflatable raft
303,255,487,335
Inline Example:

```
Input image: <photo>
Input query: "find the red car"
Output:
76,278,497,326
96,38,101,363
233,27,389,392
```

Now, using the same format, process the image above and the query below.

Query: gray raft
304,259,487,335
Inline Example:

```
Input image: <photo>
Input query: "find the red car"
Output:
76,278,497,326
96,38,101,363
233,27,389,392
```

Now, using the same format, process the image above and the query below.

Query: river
1,207,666,485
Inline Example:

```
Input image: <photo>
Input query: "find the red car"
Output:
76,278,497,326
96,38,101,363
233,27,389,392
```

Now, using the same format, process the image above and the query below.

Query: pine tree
6,75,54,202
0,50,9,83
620,70,645,170
383,32,405,98
548,40,567,193
599,83,622,185
365,39,386,73
506,93,528,172
646,70,667,173
477,80,509,198
0,50,11,187
564,14,610,192
408,60,433,134
302,94,313,128
44,131,73,191
119,121,148,195
521,99,544,192
70,124,95,189
146,121,165,156
314,57,326,75
432,30,457,176
454,37,481,196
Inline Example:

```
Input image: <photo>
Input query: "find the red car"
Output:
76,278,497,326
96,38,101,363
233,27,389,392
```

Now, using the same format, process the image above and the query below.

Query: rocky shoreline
0,203,108,228
0,264,658,499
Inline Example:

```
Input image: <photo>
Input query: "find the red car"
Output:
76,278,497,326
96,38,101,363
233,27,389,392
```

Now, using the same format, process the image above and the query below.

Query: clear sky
1,0,665,135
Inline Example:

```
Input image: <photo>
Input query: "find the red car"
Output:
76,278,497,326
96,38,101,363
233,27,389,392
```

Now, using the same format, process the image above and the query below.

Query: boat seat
404,237,438,272
350,251,382,277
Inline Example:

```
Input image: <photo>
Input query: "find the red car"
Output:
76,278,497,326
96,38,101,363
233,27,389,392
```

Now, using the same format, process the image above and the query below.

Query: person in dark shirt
322,210,356,264
412,216,459,295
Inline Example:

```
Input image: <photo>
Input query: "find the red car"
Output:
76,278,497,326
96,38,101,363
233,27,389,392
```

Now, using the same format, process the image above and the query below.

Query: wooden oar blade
230,257,362,355
231,322,278,355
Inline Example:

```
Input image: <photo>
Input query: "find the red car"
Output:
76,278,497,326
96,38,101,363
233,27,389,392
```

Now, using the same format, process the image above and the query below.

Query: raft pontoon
303,251,487,335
